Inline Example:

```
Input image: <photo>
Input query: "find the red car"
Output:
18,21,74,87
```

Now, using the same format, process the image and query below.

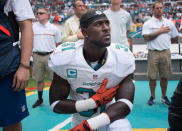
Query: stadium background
0,0,182,130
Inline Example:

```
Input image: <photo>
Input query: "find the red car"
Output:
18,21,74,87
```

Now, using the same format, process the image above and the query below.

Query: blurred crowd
30,0,182,36
124,1,182,33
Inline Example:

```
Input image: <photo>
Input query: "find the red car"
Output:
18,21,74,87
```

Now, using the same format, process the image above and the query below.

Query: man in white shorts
49,10,135,131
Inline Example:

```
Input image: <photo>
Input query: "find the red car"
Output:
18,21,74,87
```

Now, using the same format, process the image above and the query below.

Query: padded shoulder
108,43,135,77
49,41,83,67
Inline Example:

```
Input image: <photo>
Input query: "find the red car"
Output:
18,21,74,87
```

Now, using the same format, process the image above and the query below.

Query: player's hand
92,78,120,107
69,120,91,131
12,66,29,91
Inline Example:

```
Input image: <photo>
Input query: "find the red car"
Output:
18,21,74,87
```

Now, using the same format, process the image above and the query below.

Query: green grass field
27,76,51,88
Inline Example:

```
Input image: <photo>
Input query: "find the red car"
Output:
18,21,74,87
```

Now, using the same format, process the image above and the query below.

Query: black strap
8,11,19,42
0,0,6,12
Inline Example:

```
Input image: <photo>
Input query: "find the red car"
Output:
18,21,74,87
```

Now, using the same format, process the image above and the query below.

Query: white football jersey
49,40,135,127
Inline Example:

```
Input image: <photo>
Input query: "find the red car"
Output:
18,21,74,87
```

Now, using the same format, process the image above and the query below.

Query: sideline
26,87,50,96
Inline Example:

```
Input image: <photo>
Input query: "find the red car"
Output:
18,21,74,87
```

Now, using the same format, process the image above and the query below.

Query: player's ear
81,28,88,38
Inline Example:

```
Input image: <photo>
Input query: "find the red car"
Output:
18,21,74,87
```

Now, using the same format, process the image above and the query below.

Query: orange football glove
92,78,120,107
69,120,91,131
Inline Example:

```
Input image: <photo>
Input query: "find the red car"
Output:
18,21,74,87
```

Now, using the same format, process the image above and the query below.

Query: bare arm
143,32,161,42
105,74,135,122
19,20,33,66
143,26,171,42
50,74,115,114
49,73,77,114
13,19,33,91
171,36,178,43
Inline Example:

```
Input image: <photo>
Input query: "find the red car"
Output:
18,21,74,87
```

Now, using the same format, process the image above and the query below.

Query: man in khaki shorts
142,1,178,106
32,7,62,108
148,49,171,79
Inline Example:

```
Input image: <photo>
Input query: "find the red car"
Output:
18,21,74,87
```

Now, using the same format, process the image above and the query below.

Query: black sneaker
147,96,155,106
161,96,170,106
32,99,43,108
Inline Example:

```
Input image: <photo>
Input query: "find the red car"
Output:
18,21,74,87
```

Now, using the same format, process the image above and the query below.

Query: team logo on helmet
95,11,102,15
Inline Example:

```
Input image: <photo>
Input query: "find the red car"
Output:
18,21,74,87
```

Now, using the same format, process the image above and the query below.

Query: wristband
117,99,133,111
75,98,97,112
87,113,110,130
50,100,60,111
19,63,30,69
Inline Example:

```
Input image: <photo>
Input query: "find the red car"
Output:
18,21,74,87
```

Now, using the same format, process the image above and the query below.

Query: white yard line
48,117,72,131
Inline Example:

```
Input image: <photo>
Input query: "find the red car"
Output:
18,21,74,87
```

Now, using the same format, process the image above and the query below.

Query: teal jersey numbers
61,42,76,51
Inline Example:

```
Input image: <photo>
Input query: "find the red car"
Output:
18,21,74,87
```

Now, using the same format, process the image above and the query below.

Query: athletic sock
38,91,43,100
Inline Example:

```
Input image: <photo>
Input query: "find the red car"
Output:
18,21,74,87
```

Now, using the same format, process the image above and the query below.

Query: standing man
32,7,62,108
0,0,34,130
49,10,135,131
104,0,132,47
62,0,85,42
142,1,178,106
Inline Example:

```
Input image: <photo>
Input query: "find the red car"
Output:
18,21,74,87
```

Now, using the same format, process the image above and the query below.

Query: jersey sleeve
48,41,82,79
109,43,135,78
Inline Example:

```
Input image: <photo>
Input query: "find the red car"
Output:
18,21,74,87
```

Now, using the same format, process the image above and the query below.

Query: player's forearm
49,74,77,114
19,20,33,66
50,73,97,114
105,101,131,122
52,99,77,114
86,100,132,130
51,98,97,114
87,79,134,131
106,75,134,122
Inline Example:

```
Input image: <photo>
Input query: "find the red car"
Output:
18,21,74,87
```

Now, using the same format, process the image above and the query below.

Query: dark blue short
0,74,29,127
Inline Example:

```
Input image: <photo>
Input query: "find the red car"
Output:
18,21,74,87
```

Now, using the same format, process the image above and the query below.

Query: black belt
34,52,53,56
149,49,168,52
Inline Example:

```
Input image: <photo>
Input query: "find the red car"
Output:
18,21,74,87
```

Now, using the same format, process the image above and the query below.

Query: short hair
73,0,83,7
37,7,49,13
153,1,163,9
